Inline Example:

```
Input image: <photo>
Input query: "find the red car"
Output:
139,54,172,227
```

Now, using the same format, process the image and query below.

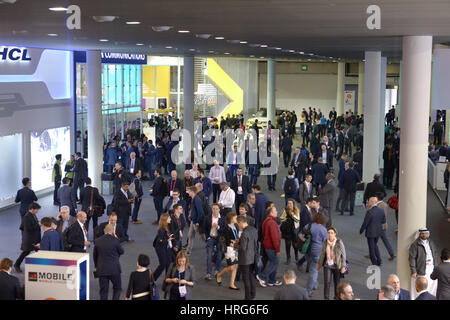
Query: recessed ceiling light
152,26,173,32
165,46,173,49
208,50,214,53
126,21,141,25
47,33,58,37
224,52,230,55
289,50,295,52
260,45,268,48
49,7,67,11
250,55,255,57
12,30,28,35
178,30,190,33
215,36,225,40
189,48,196,51
92,16,118,22
196,34,212,39
307,59,312,61
333,60,337,63
299,51,305,54
136,43,144,46
99,39,109,42
260,56,265,59
240,41,248,44
275,47,282,50
309,53,314,56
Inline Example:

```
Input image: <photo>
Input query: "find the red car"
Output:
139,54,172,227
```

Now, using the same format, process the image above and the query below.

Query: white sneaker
256,274,267,287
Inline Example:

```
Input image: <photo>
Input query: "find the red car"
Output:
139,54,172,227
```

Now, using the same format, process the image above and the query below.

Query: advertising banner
25,251,89,300
344,90,355,110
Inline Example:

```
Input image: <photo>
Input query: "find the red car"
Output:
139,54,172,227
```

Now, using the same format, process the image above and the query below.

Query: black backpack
284,177,296,194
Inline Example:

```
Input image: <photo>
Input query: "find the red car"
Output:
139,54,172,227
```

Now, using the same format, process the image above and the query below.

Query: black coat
230,174,252,200
113,189,132,219
15,187,37,216
299,205,313,232
93,234,124,276
363,180,386,204
202,214,226,240
80,186,106,213
0,271,23,300
126,157,143,176
359,206,386,238
73,157,88,181
95,222,125,243
415,291,437,300
19,212,41,251
66,222,86,252
312,162,328,186
341,168,361,193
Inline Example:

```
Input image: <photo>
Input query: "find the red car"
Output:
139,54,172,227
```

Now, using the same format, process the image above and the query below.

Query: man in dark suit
202,203,226,280
0,258,23,300
315,144,334,170
298,174,313,206
386,274,411,300
359,197,386,266
58,177,77,217
66,211,90,252
238,203,256,227
299,197,314,232
126,151,142,178
290,147,307,182
236,215,258,300
231,167,252,210
335,153,347,211
131,171,144,224
363,173,386,205
80,177,106,232
52,154,62,205
14,177,38,218
311,158,328,194
340,161,361,216
95,212,125,242
274,269,309,300
163,188,186,216
252,185,269,228
112,162,130,194
93,223,124,300
112,181,133,242
415,276,437,300
14,202,41,273
72,152,88,202
55,206,77,236
318,173,335,228
151,168,167,225
39,217,64,251
430,248,450,300
168,170,184,199
310,132,321,156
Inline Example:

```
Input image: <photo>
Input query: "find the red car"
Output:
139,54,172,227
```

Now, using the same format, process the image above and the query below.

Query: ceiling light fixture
178,30,190,33
47,33,58,37
152,26,173,32
136,43,144,46
196,34,211,39
189,48,196,51
227,40,240,44
126,21,141,25
99,39,109,42
249,44,261,48
49,7,67,11
224,52,230,55
12,30,28,35
275,48,282,50
92,16,118,22
289,50,295,52
260,45,268,48
165,46,173,49
240,41,248,44
260,56,265,59
215,36,225,40
249,55,255,57
208,50,214,53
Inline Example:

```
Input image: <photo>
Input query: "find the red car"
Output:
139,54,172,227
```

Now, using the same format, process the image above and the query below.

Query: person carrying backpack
282,168,299,206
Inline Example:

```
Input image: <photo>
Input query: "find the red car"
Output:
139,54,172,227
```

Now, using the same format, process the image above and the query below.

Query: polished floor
1,137,449,300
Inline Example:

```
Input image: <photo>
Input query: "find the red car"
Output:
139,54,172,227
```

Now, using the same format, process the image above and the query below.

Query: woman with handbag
280,199,300,265
216,212,240,290
163,251,195,300
153,214,175,281
317,227,347,300
125,254,156,300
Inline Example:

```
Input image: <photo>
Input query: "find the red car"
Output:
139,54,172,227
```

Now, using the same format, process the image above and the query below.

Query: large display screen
0,133,23,202
30,126,70,192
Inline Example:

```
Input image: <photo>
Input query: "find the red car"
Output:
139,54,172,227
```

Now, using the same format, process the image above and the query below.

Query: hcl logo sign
0,47,32,62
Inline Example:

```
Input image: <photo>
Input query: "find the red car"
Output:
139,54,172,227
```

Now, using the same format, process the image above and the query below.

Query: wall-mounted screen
30,126,70,192
0,133,22,202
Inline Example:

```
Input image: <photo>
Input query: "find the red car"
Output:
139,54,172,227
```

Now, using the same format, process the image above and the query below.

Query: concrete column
183,55,195,148
357,61,364,115
362,51,381,182
177,57,181,119
397,36,432,292
336,62,345,116
446,110,450,143
86,50,103,188
379,57,387,169
267,59,276,124
397,61,402,127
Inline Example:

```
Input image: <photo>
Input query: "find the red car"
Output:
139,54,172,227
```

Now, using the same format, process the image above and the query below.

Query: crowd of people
2,107,449,301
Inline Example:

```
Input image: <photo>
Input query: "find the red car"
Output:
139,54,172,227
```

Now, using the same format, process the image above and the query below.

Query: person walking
163,251,196,300
202,203,225,280
340,161,361,216
153,214,175,281
359,197,386,266
112,181,133,242
280,199,300,265
15,178,38,218
430,248,450,300
282,169,299,207
125,254,155,300
317,227,346,300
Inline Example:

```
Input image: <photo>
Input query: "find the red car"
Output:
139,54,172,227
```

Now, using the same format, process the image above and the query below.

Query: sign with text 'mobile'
101,52,147,65
25,251,89,300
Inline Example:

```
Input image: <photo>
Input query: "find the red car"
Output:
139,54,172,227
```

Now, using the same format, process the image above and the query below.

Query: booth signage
0,47,31,62
101,52,147,65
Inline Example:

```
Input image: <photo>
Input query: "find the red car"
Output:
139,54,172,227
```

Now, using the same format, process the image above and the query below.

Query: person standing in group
80,177,106,233
304,213,328,297
169,204,186,256
337,281,356,300
216,212,240,290
39,217,64,251
290,147,307,183
281,134,293,168
370,192,396,261
236,215,258,300
185,186,205,256
58,177,77,217
273,269,309,300
318,173,335,228
409,228,439,299
317,227,347,300
93,223,124,300
384,274,411,300
150,168,168,225
227,145,243,179
202,203,225,281
195,169,212,204
282,169,299,207
65,211,90,253
55,206,76,247
125,254,155,300
14,202,41,273
256,206,282,288
0,258,23,300
95,212,125,242
72,152,88,202
209,160,227,203
14,178,38,219
298,174,313,206
335,154,347,211
164,189,186,216
52,154,62,205
430,248,450,300
359,197,386,266
340,161,361,216
64,154,75,185
252,185,269,228
113,181,134,242
163,251,196,300
280,199,300,265
230,167,252,211
131,170,144,224
415,276,437,300
153,214,175,281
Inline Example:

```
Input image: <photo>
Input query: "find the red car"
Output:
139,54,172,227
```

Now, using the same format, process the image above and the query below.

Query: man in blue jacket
15,177,38,218
252,184,269,228
359,197,386,266
186,186,205,255
340,161,361,216
39,217,64,251
195,169,212,203
145,140,157,180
